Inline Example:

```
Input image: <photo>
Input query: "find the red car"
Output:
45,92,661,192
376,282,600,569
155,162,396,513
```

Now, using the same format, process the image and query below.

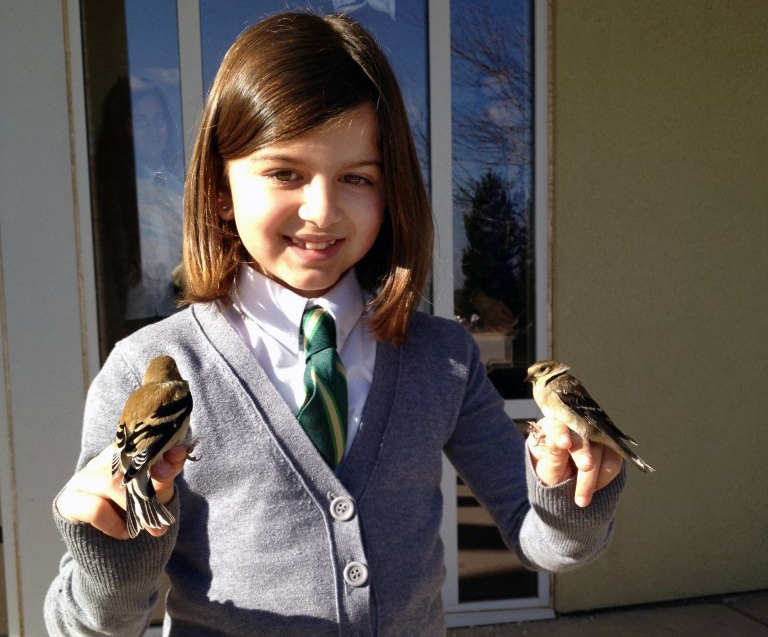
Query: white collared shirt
220,265,376,453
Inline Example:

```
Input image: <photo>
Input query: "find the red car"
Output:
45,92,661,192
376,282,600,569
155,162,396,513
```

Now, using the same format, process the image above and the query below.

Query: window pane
457,422,539,603
452,0,538,603
452,0,535,401
81,0,184,361
198,0,429,178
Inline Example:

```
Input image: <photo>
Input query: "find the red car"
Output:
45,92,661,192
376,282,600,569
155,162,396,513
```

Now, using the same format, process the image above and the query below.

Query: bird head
524,359,571,383
142,355,181,384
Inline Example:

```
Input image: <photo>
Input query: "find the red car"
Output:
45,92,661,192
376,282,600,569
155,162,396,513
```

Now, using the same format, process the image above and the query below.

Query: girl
46,11,625,637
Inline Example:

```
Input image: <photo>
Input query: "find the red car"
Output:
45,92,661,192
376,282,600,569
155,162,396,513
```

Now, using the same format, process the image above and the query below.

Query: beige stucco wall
550,0,768,613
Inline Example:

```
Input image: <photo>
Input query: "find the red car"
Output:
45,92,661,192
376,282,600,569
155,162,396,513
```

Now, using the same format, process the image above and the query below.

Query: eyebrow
250,152,383,169
249,152,298,164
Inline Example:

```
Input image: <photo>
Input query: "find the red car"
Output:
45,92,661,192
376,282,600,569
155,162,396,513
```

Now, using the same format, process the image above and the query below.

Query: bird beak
524,374,533,383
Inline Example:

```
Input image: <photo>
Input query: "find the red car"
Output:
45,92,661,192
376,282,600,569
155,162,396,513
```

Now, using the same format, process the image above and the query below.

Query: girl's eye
343,174,372,186
267,170,299,182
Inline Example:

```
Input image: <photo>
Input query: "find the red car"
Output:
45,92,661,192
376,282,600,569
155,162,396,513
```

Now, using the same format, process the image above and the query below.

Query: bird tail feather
111,449,122,478
615,437,655,473
125,481,176,539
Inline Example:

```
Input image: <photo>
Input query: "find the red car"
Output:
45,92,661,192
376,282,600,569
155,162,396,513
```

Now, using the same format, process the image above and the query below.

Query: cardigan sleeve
44,344,180,636
443,326,625,573
44,496,180,636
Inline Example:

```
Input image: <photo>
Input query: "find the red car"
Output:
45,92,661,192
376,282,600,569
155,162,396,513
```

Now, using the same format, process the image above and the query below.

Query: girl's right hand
527,416,623,508
56,444,187,540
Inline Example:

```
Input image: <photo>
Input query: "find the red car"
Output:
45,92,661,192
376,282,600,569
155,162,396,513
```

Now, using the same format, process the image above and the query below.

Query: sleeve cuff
52,488,180,590
520,448,626,571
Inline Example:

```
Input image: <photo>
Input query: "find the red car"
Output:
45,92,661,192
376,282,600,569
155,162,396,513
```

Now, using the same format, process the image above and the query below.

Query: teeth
293,238,336,250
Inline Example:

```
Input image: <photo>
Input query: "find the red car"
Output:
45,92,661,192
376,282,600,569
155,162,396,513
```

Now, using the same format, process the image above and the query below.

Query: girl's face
222,103,385,298
132,94,168,167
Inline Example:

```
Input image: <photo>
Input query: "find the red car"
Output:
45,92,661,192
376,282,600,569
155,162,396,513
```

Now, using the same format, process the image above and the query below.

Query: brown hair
182,11,433,344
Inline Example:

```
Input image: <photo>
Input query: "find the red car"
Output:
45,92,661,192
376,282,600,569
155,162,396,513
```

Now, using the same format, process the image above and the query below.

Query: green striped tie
297,306,348,468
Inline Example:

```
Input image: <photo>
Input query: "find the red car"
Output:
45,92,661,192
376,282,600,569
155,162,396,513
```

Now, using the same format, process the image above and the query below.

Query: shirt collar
231,266,367,352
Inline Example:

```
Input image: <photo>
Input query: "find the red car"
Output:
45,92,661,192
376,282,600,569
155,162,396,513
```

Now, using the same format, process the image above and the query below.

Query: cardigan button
330,496,356,521
343,561,369,587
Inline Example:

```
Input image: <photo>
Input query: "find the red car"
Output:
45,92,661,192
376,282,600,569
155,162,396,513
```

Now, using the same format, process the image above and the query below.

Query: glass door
434,0,552,626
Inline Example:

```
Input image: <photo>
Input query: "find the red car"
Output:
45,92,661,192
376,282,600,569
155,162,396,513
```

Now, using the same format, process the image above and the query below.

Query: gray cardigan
45,302,625,636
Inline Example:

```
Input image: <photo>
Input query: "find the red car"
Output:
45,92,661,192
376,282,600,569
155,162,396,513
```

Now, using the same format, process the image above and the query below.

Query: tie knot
301,306,336,357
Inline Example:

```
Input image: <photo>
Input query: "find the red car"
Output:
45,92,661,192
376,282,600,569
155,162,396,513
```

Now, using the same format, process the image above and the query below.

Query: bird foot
526,420,546,447
183,437,201,462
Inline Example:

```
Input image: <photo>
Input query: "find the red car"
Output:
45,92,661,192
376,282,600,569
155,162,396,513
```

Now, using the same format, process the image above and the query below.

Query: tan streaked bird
112,355,195,538
525,360,655,473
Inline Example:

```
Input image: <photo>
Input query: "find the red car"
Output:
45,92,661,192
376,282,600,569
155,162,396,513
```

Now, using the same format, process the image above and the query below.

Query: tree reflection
452,1,535,369
452,2,533,181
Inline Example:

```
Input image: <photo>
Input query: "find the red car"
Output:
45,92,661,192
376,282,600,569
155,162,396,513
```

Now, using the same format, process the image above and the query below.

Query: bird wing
553,375,636,445
118,382,193,484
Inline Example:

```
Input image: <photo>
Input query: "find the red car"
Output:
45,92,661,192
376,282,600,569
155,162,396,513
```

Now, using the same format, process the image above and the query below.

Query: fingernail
575,496,590,508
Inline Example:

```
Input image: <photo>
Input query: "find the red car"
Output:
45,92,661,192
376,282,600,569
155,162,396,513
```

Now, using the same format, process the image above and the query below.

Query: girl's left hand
527,416,623,508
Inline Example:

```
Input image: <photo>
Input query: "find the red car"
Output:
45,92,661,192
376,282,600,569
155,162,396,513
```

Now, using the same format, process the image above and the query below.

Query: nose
298,177,341,228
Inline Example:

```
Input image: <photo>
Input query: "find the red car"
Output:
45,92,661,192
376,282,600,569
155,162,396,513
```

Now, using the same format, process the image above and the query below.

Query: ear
217,191,234,221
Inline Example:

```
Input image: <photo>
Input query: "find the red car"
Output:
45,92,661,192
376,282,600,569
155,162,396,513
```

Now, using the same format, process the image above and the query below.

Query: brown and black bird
112,355,194,538
525,360,655,473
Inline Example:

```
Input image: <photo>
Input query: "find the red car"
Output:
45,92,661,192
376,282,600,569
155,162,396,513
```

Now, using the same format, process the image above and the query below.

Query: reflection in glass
123,80,184,321
82,0,184,361
452,0,538,603
452,0,535,401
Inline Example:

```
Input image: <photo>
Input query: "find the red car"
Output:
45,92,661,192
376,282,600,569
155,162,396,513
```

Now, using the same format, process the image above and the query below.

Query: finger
56,489,130,540
150,445,189,505
144,524,170,538
567,433,594,472
152,477,177,507
85,496,131,540
538,417,572,450
150,459,175,483
72,465,126,507
83,444,120,476
151,445,188,481
574,442,602,507
164,444,191,464
595,446,624,491
68,449,128,510
528,434,574,486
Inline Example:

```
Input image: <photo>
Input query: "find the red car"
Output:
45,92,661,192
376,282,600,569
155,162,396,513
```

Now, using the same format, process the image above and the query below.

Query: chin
285,279,338,298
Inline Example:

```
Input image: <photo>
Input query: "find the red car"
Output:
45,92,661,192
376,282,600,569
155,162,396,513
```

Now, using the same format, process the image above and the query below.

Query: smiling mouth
290,237,338,251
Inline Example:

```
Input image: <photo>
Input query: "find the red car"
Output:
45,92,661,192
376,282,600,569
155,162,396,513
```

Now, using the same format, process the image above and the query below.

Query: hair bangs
214,18,378,161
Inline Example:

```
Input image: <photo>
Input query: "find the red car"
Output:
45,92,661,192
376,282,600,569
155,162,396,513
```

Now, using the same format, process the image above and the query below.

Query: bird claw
183,437,201,462
526,420,545,447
